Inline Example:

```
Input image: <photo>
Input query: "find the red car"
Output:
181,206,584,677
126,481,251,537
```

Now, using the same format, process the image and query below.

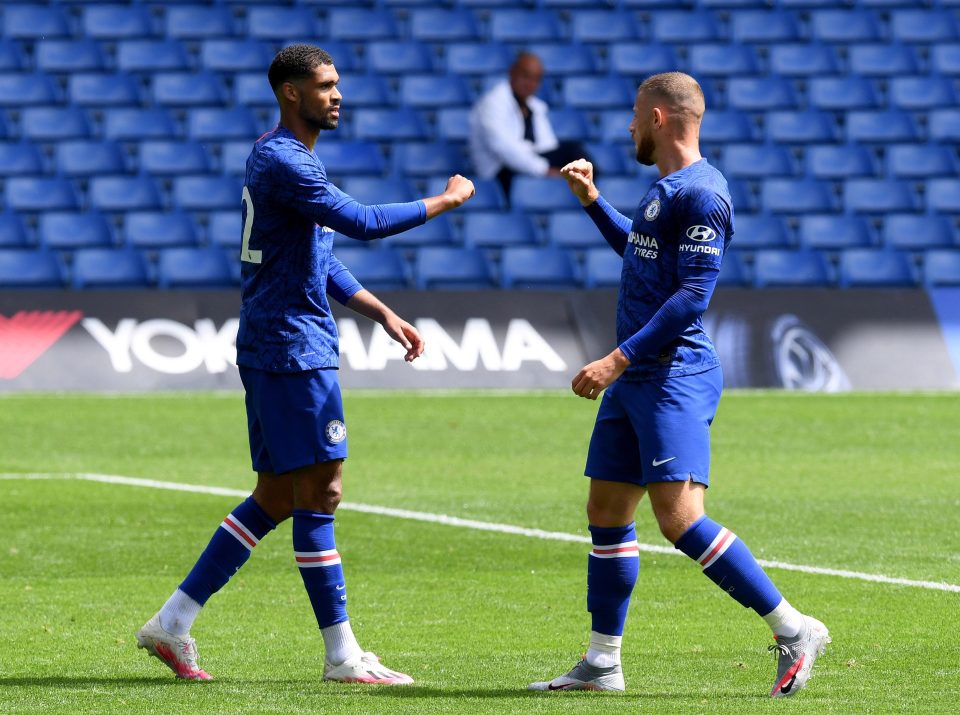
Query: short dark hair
268,44,334,91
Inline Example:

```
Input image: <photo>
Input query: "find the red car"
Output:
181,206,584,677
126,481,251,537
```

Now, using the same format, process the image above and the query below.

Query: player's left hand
383,317,425,362
572,349,630,400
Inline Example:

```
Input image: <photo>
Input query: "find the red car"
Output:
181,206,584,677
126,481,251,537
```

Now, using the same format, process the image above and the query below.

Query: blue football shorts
584,366,723,487
239,366,348,474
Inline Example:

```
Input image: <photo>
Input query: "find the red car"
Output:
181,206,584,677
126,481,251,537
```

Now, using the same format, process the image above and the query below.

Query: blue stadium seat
157,247,233,288
165,6,235,39
890,10,958,43
0,212,29,248
409,8,480,42
246,7,320,40
90,175,163,212
153,72,227,106
931,44,960,76
889,76,959,110
415,247,495,289
563,76,634,110
805,144,875,179
582,248,623,288
5,177,78,212
199,39,273,72
525,43,597,75
727,77,798,111
463,211,537,248
765,110,838,144
924,250,960,286
650,11,723,43
38,212,113,250
511,177,581,212
596,177,644,215
730,10,801,43
3,5,70,39
0,40,24,71
489,9,563,43
18,107,89,142
384,215,456,248
883,214,956,250
928,109,960,143
584,142,628,175
333,246,408,291
608,43,679,78
341,177,415,206
753,249,832,287
688,44,759,77
353,109,427,141
727,179,755,213
0,249,64,288
570,10,640,43
102,108,178,141
68,73,141,107
731,214,792,249
187,107,259,141
392,142,464,177
798,215,874,250
336,73,394,107
327,8,398,41
848,44,920,76
887,144,956,179
845,179,919,214
35,40,107,73
314,141,385,177
124,211,198,249
82,5,154,39
809,9,882,43
926,179,960,213
808,76,880,111
838,249,916,287
500,247,577,289
139,141,211,175
0,142,44,175
234,72,279,108
436,108,471,143
172,175,241,211
55,140,126,177
548,107,592,143
72,247,150,289
768,44,839,77
547,211,608,250
367,42,435,75
721,144,794,179
845,110,920,143
426,177,507,212
0,73,58,106
761,178,835,214
716,251,749,287
445,43,513,76
700,110,756,143
117,39,191,73
399,75,472,109
207,211,240,249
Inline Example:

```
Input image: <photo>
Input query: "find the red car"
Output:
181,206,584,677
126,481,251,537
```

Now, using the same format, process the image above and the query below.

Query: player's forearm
618,276,716,362
422,191,469,220
325,199,426,240
584,195,631,256
344,289,393,325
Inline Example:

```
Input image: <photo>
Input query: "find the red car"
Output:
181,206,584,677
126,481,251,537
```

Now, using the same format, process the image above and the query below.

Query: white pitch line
3,472,959,594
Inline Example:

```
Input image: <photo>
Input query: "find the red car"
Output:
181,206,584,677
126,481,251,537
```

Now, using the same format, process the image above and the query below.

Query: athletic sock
674,515,782,616
163,496,277,635
587,523,640,640
293,509,361,663
762,598,804,638
586,631,622,668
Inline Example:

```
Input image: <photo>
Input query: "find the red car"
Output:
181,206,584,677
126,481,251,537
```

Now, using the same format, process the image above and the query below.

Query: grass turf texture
1,390,958,714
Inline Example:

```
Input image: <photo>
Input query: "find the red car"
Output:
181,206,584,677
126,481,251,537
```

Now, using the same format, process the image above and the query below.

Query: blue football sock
293,509,348,629
674,515,782,615
587,523,640,636
179,496,277,606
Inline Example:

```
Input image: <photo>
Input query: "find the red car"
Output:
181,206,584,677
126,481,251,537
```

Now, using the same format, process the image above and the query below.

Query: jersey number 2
240,186,262,264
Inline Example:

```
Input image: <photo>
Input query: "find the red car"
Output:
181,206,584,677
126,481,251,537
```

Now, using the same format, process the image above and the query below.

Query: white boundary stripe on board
3,472,959,594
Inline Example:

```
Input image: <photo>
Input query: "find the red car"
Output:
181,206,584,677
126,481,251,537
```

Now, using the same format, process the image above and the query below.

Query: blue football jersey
617,159,734,381
236,126,424,372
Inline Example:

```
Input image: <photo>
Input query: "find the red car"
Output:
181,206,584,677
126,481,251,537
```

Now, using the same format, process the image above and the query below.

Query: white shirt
468,80,560,179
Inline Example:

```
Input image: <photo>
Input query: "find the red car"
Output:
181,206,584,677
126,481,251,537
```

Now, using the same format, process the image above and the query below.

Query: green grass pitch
1,390,958,714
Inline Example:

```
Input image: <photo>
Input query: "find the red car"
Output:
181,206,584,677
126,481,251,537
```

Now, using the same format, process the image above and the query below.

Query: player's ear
280,81,299,104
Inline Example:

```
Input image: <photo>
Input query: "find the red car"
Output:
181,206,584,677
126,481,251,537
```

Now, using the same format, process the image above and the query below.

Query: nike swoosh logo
652,457,676,467
548,682,575,690
780,675,796,695
335,585,345,590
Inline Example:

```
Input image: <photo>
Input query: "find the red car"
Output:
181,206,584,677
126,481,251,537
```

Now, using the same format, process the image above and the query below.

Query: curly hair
268,44,334,90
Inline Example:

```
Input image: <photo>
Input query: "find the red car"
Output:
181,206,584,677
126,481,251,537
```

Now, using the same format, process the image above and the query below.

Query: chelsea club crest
325,420,347,444
644,200,661,221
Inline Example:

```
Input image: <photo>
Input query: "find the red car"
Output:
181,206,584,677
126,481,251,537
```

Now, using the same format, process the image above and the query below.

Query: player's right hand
560,159,599,206
444,174,476,207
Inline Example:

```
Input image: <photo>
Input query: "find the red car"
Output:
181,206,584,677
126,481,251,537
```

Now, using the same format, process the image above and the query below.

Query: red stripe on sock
699,529,733,567
223,516,256,548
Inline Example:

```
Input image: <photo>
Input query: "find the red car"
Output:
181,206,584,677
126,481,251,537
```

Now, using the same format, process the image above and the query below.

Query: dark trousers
496,141,591,204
